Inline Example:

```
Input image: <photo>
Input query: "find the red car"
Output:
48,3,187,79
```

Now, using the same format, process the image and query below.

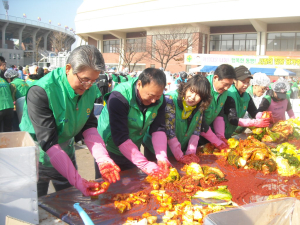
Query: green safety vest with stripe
0,77,14,111
224,85,250,139
20,67,101,167
11,77,29,100
143,90,202,156
204,74,228,126
97,78,163,156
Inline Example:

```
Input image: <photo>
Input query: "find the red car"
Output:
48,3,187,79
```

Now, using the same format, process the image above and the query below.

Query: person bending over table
20,45,120,197
223,66,270,139
97,68,171,179
143,75,212,164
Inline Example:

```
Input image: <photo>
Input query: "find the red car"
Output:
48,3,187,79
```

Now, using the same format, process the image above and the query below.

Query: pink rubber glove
119,139,159,175
185,135,199,155
213,116,226,139
152,131,171,171
83,128,120,183
200,127,228,150
238,118,270,127
167,137,184,161
255,112,263,119
47,144,104,196
287,109,295,119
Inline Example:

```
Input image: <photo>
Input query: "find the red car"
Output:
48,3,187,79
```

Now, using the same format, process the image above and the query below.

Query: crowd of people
0,45,299,198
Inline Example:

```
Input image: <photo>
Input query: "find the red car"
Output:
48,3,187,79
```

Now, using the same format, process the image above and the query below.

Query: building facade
75,0,300,74
0,14,75,66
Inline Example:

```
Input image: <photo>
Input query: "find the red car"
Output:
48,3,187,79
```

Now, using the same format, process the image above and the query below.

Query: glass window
126,38,146,52
210,33,256,51
103,39,120,53
267,32,300,51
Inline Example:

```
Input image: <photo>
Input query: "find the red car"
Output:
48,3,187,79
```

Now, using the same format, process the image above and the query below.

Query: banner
184,54,300,69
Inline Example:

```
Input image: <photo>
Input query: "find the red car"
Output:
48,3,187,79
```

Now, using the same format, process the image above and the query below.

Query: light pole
2,0,9,19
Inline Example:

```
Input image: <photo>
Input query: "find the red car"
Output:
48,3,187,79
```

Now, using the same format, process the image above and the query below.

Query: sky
1,0,83,49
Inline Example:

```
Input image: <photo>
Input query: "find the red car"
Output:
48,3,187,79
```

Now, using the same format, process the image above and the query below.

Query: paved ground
39,143,95,225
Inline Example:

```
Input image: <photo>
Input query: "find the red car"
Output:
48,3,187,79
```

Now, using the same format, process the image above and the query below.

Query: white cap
251,72,270,87
29,65,37,74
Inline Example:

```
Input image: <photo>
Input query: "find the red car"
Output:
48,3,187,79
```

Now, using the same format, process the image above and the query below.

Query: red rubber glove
213,116,226,140
238,118,270,128
47,144,104,196
83,128,120,183
152,131,171,171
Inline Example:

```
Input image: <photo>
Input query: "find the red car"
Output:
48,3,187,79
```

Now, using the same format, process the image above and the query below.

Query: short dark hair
178,74,212,112
18,66,23,70
138,68,166,88
214,64,236,80
0,56,6,66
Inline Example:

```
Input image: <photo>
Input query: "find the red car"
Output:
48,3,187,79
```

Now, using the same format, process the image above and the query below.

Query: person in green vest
97,68,171,179
4,69,29,101
4,69,30,123
0,56,14,132
235,72,270,134
26,67,45,86
198,64,236,149
20,45,120,197
143,75,212,164
223,66,271,139
290,77,299,99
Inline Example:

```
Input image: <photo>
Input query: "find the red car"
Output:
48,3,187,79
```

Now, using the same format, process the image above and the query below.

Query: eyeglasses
75,73,100,88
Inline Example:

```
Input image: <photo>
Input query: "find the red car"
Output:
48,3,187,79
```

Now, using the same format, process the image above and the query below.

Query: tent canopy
189,65,218,73
249,67,296,76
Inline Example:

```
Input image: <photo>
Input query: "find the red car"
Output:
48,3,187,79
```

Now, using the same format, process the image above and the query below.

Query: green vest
112,74,119,88
127,75,132,81
0,78,14,110
119,75,128,83
246,86,254,98
26,79,37,87
11,78,29,99
20,67,101,167
204,75,228,125
143,90,202,156
224,85,251,139
97,78,164,156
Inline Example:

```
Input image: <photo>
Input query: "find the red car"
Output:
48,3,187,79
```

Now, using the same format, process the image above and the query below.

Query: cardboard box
0,132,39,225
6,216,34,225
204,197,300,225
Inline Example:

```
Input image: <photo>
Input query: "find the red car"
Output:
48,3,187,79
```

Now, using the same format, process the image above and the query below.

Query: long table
39,156,300,225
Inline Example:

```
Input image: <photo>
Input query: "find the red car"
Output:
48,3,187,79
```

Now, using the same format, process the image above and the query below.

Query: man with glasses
20,45,120,197
198,64,236,149
222,66,270,139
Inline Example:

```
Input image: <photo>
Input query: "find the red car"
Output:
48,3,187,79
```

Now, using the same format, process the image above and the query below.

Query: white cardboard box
0,132,39,224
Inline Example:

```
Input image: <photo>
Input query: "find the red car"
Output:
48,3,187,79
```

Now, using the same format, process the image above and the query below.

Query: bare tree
35,36,43,62
146,26,200,70
115,39,148,72
50,31,68,53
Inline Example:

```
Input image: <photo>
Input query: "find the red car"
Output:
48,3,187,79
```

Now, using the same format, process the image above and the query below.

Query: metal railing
0,14,75,37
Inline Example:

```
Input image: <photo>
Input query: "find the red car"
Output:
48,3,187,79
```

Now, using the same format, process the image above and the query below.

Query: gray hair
66,45,105,74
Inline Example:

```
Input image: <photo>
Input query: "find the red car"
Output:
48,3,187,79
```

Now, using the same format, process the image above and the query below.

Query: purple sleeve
107,91,130,146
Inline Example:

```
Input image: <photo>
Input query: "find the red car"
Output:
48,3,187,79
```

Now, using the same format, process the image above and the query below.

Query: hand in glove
201,127,229,150
185,135,199,156
168,137,184,161
83,128,120,183
119,139,160,175
152,131,172,171
47,144,105,196
238,118,270,128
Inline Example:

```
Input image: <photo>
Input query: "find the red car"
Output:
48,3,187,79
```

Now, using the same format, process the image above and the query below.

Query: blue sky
1,0,83,48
